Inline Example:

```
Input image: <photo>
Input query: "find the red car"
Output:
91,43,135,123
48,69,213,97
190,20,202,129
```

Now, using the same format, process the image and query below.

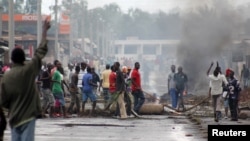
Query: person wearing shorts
81,66,98,116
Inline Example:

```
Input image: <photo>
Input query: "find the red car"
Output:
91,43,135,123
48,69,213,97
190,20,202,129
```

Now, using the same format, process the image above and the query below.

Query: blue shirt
82,73,93,92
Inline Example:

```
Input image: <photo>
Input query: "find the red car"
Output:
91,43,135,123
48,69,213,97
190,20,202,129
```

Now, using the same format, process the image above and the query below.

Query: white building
113,37,179,62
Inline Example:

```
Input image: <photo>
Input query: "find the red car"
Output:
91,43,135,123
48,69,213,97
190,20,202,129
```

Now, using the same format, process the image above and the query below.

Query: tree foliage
58,1,182,40
1,0,25,13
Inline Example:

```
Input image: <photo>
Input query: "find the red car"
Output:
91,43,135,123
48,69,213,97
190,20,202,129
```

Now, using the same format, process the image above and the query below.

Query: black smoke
177,0,242,93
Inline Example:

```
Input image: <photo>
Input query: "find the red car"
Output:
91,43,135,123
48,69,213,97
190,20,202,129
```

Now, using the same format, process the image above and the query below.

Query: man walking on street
52,61,70,118
114,62,127,119
40,63,55,118
175,66,188,112
168,65,177,109
0,19,50,141
77,62,87,112
81,66,98,116
99,64,111,107
68,65,81,116
131,62,145,115
91,67,100,98
207,62,228,122
240,64,249,89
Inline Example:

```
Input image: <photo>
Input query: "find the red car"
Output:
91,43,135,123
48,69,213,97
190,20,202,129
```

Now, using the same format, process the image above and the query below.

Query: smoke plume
177,0,242,94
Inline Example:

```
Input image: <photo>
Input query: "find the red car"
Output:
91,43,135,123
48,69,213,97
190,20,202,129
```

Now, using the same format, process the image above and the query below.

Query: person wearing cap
222,68,232,119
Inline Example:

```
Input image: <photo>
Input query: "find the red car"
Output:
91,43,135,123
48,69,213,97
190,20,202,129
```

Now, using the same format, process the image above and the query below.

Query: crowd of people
0,18,147,141
0,15,247,141
207,62,242,122
167,61,242,123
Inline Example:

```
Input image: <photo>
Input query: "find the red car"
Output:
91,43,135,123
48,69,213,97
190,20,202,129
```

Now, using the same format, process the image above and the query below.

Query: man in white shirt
207,62,228,122
168,65,177,109
77,62,87,110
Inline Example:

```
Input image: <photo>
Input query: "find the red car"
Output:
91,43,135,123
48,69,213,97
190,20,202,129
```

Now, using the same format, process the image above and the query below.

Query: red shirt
131,69,141,92
109,72,116,93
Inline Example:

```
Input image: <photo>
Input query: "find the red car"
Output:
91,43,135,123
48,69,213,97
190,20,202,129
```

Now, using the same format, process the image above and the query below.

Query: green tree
0,0,25,13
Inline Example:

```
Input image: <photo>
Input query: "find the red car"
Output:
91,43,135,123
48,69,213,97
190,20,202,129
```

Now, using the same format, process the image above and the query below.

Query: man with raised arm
0,18,50,141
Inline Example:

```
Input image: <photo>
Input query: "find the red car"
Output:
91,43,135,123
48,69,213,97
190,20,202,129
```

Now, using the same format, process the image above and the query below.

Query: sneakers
128,115,135,118
131,109,141,117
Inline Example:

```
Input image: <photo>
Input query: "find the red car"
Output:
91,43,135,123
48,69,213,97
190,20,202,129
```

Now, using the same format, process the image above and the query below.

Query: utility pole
106,29,110,58
37,0,42,48
96,20,100,57
101,21,105,58
89,11,93,55
81,1,85,57
8,0,15,62
54,0,59,60
0,6,3,38
69,0,73,59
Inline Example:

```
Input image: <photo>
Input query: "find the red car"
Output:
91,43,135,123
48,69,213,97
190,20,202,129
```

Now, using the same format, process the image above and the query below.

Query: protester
52,61,70,118
175,66,188,111
78,62,87,111
91,67,100,98
228,70,241,121
81,66,98,116
207,62,228,122
114,62,127,119
222,68,232,119
131,62,145,115
40,63,55,118
0,19,50,141
168,65,177,109
68,65,81,116
240,64,249,89
108,65,120,117
99,64,111,107
0,107,6,141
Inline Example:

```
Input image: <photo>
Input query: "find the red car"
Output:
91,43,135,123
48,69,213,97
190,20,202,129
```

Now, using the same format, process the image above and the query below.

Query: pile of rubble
239,88,250,108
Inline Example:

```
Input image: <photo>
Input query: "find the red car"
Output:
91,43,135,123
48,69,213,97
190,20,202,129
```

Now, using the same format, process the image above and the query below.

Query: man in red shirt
131,62,145,115
109,65,116,94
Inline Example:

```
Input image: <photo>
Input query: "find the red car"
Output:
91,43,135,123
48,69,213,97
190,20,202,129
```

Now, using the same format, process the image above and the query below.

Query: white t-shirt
168,72,176,89
208,74,228,95
77,69,87,88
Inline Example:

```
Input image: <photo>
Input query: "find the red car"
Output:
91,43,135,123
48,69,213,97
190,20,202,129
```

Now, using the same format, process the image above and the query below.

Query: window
115,45,122,54
161,44,169,55
124,45,137,54
143,45,156,55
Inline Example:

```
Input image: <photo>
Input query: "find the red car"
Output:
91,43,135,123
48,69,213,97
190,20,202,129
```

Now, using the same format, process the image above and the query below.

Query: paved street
3,115,208,141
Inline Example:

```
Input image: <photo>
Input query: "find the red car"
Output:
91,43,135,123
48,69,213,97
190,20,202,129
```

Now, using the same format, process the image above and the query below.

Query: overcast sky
42,0,250,14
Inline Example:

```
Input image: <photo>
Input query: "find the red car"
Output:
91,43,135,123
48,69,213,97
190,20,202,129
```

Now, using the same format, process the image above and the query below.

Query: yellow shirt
101,69,111,88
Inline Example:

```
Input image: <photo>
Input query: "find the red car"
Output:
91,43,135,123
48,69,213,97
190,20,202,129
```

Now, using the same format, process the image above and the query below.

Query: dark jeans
0,108,6,141
177,89,185,110
169,88,178,108
102,88,110,102
229,98,239,120
132,90,145,114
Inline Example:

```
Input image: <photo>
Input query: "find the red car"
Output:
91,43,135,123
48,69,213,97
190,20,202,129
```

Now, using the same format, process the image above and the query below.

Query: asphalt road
3,115,207,141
